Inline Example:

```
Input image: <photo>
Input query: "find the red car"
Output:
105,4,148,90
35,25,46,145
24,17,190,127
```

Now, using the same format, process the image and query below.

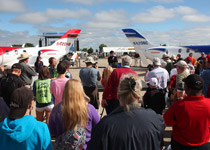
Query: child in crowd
50,61,69,105
33,66,54,125
0,87,52,150
143,77,165,115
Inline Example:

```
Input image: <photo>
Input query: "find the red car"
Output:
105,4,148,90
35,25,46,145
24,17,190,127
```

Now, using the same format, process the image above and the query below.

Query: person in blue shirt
0,87,52,150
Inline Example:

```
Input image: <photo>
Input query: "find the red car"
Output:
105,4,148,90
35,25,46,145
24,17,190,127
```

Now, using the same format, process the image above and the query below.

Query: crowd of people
0,51,210,150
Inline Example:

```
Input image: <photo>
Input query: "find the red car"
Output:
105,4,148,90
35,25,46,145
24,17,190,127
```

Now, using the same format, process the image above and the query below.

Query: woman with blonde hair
101,66,113,88
88,74,165,150
49,79,99,150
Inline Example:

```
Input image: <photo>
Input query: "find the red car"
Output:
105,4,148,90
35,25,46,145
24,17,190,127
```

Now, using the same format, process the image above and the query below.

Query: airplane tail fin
122,29,153,51
49,29,81,53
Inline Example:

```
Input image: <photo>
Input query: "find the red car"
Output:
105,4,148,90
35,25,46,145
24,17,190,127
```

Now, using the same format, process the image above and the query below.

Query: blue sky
0,0,210,49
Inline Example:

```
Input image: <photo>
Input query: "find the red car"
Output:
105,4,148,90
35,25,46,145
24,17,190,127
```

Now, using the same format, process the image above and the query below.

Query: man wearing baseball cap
0,87,52,150
164,74,210,149
0,63,25,107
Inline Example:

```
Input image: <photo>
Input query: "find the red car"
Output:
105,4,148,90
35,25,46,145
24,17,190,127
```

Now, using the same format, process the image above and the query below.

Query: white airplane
122,28,210,66
0,29,81,67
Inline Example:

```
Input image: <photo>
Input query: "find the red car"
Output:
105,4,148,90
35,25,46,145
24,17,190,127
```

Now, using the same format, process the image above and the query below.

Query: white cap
153,57,161,66
149,78,158,87
175,60,188,68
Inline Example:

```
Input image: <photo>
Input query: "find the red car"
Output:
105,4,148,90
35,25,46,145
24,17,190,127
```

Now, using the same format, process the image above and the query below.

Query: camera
92,62,98,68
147,64,154,71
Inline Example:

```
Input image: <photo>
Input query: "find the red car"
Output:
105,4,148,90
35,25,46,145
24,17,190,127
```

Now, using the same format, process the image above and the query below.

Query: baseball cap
153,57,161,66
11,63,22,70
149,78,158,87
9,87,34,119
175,60,188,68
182,74,204,90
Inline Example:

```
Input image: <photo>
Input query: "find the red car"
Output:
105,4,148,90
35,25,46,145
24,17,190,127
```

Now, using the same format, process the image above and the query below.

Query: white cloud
151,0,183,3
132,6,175,23
0,0,26,13
174,6,197,15
132,5,210,23
0,30,38,46
182,14,210,22
12,12,49,24
11,8,91,24
139,27,210,46
86,10,129,29
62,0,181,5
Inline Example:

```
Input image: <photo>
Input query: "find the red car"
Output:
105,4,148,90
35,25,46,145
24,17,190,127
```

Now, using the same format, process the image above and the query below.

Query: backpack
54,126,86,150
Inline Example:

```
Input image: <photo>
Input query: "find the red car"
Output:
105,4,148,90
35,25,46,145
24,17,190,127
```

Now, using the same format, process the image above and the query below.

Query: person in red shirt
102,55,137,114
164,74,210,150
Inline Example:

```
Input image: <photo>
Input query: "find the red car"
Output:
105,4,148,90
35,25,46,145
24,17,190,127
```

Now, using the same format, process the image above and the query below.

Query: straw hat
17,52,32,60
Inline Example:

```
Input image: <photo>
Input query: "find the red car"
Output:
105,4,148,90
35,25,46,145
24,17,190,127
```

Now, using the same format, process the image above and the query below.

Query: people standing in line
200,54,210,97
79,56,101,109
0,87,52,150
189,53,196,66
33,66,54,125
197,52,206,61
134,52,140,67
0,63,25,107
185,57,195,74
164,74,210,150
101,66,113,88
170,60,189,102
48,57,58,80
88,74,165,150
145,57,169,90
34,56,43,73
108,51,118,68
170,55,177,64
176,54,183,62
62,60,73,79
50,61,69,105
49,79,99,150
102,55,137,114
18,52,37,88
143,78,165,115
162,54,172,74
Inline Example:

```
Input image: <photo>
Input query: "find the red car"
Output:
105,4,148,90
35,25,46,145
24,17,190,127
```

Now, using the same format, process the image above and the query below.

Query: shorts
36,104,54,112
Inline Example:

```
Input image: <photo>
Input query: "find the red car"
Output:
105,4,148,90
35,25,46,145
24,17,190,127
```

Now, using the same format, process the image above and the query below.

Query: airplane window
6,50,9,54
166,50,168,54
187,49,190,53
23,50,26,52
195,49,199,52
15,50,18,55
178,49,182,53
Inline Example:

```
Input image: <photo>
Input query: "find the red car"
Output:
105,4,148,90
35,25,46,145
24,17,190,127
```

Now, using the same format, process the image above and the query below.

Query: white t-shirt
170,68,177,78
145,66,169,89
